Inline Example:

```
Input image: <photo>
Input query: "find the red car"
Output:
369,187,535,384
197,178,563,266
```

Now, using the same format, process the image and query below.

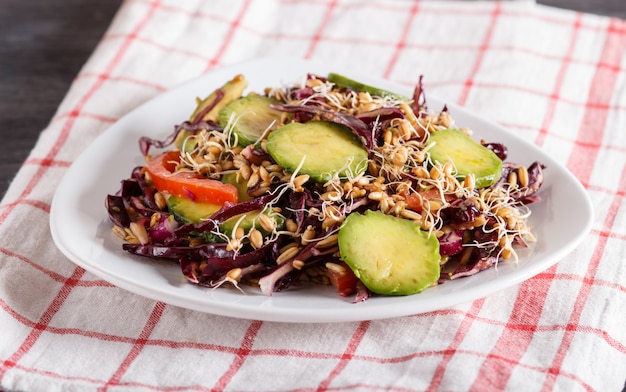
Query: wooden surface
0,0,625,199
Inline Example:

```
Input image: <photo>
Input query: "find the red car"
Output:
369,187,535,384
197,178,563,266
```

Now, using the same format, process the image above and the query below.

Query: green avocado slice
218,95,284,147
427,128,503,189
266,121,368,183
338,210,441,296
327,73,408,101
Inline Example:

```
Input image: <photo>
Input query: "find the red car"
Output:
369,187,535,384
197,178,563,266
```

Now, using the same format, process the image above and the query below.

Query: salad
105,72,545,302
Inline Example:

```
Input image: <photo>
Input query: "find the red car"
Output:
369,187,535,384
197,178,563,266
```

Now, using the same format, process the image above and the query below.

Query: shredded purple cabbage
106,72,547,302
494,161,545,204
439,230,464,256
411,75,427,115
482,142,508,160
270,103,375,150
174,194,277,238
140,120,223,156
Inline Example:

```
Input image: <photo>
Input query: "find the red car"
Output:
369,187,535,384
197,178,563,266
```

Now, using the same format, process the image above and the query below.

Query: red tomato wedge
145,151,239,205
327,262,359,297
404,188,455,212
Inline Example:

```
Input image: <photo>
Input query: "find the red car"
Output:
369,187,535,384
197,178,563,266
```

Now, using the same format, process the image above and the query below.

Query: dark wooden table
1,0,625,199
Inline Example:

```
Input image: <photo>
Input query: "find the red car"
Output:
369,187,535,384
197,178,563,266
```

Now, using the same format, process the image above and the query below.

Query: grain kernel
473,214,487,227
496,207,511,218
221,160,234,171
259,166,271,182
154,192,167,210
226,239,241,251
399,120,413,140
315,234,338,249
506,216,517,230
392,147,409,167
430,166,443,180
130,222,149,245
351,188,367,198
306,78,323,88
247,172,260,188
293,174,310,191
279,242,298,254
518,166,529,188
356,177,370,186
368,161,381,176
208,145,222,156
149,213,161,228
400,209,422,221
265,164,282,173
368,191,384,201
383,129,393,145
258,213,276,232
249,186,270,197
321,191,342,202
322,215,343,230
428,200,442,211
463,174,475,192
276,246,300,265
112,225,126,240
292,259,305,270
325,262,346,274
234,227,245,240
285,218,298,233
396,181,411,195
227,268,242,281
301,225,316,244
239,164,252,181
249,228,263,249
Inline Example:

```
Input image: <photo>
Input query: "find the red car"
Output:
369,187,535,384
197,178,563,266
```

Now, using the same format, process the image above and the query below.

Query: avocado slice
338,210,440,295
266,121,368,183
174,75,249,153
221,172,252,202
189,74,248,124
327,73,408,101
427,128,503,189
218,95,284,146
219,207,285,237
173,129,199,154
167,194,284,239
167,196,222,224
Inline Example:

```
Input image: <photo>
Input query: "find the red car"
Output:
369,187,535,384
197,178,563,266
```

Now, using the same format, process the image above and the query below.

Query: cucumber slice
338,210,440,296
218,95,284,146
427,128,503,189
327,73,408,100
266,121,368,183
167,196,222,224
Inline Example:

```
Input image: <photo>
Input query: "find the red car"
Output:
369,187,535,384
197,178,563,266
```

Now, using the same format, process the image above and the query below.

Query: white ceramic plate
50,57,593,323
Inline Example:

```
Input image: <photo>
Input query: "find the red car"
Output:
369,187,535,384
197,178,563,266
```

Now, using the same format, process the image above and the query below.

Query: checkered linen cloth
1,1,625,391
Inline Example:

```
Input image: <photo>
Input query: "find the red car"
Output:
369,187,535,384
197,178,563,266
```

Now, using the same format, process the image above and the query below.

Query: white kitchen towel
1,1,624,391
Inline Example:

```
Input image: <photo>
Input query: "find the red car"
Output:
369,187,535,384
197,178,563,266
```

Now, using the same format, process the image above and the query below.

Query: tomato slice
327,262,359,297
404,189,439,212
404,188,455,212
145,151,238,205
